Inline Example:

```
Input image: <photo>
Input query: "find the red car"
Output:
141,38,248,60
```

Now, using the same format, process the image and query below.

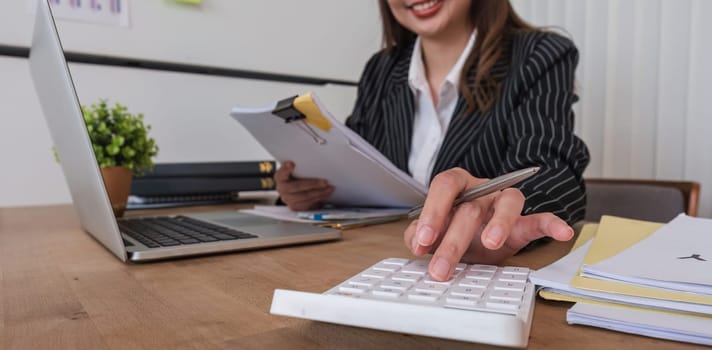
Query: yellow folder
573,222,598,250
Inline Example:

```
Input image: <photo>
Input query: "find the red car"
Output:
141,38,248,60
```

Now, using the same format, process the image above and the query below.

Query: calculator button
381,258,409,266
361,270,391,279
465,271,495,281
423,275,455,286
347,277,378,287
489,290,524,302
391,272,421,283
469,264,497,272
401,262,429,275
406,260,429,269
445,295,478,307
502,266,530,275
414,283,448,295
458,279,490,289
380,279,413,291
448,286,484,298
486,299,520,311
454,263,467,271
497,273,528,283
338,285,369,294
407,292,439,303
371,287,402,298
493,281,526,292
373,263,400,272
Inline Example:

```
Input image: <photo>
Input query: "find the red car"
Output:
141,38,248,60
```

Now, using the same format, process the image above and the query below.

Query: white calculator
270,258,536,348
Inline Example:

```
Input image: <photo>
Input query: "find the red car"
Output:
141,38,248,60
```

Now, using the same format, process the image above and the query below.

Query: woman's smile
408,0,444,18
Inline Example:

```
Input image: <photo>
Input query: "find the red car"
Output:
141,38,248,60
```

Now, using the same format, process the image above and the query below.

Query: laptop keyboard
118,216,258,248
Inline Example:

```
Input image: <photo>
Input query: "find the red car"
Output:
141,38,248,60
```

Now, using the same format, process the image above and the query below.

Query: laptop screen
29,0,128,261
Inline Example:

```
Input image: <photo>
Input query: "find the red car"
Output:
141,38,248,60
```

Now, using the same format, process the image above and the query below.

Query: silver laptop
28,0,341,262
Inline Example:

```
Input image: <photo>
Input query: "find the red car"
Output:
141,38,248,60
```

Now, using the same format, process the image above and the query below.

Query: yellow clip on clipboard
293,93,332,132
271,93,332,144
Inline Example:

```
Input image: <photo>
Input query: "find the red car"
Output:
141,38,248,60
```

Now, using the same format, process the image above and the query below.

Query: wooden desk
0,205,703,349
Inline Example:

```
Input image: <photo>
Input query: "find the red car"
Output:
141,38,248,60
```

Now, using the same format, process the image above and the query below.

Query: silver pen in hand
407,167,540,219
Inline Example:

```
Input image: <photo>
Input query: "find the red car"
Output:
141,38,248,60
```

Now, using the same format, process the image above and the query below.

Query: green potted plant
82,100,159,217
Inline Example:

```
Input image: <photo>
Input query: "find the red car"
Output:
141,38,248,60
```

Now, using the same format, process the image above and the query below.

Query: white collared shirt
407,31,477,186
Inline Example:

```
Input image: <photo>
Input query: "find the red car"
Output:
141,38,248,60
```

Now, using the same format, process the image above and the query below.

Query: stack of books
128,161,277,208
529,214,712,346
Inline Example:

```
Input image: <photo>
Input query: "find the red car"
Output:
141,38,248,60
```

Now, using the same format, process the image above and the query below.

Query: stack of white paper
582,214,712,295
529,216,712,345
529,238,712,315
567,303,712,346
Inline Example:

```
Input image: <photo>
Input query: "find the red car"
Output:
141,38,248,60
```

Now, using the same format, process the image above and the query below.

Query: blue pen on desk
297,211,359,221
297,208,410,221
299,212,329,221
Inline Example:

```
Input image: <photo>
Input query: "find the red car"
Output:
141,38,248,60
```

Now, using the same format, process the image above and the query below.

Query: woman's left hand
404,167,575,281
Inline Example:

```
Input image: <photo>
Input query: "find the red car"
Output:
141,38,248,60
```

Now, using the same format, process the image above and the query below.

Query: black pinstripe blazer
345,31,590,224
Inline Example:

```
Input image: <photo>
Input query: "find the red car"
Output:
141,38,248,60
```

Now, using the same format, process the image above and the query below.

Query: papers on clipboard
230,93,427,208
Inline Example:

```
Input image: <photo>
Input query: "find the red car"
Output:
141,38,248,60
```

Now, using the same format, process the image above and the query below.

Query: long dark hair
379,0,535,113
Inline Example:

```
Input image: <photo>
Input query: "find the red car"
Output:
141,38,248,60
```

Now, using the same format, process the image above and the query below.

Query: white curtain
512,0,712,217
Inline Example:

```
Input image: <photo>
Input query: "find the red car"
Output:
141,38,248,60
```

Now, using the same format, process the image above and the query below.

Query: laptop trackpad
198,211,282,227
185,211,336,238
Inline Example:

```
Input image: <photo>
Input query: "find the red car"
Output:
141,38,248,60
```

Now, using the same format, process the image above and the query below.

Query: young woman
275,0,590,280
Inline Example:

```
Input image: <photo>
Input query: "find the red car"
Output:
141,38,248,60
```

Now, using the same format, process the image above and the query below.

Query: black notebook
131,176,275,196
130,161,277,200
126,192,241,209
137,161,276,178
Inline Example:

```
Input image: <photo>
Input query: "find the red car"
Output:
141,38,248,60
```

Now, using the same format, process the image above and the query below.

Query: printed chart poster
28,0,131,27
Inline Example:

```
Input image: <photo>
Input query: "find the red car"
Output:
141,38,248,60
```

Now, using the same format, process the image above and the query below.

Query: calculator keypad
328,259,531,315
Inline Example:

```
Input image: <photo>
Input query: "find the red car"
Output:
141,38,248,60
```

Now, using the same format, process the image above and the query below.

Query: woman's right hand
274,161,334,211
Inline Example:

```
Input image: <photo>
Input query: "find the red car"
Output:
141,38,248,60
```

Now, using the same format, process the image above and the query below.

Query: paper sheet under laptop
231,93,427,208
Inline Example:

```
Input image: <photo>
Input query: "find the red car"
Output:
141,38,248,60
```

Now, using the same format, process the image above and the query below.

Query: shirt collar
408,30,477,94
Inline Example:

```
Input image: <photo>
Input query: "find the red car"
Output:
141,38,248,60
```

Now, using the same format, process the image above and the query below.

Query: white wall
0,56,359,206
512,0,712,218
1,0,382,81
0,1,378,207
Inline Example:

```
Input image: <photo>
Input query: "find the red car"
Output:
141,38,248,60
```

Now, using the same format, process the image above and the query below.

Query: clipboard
230,92,427,208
